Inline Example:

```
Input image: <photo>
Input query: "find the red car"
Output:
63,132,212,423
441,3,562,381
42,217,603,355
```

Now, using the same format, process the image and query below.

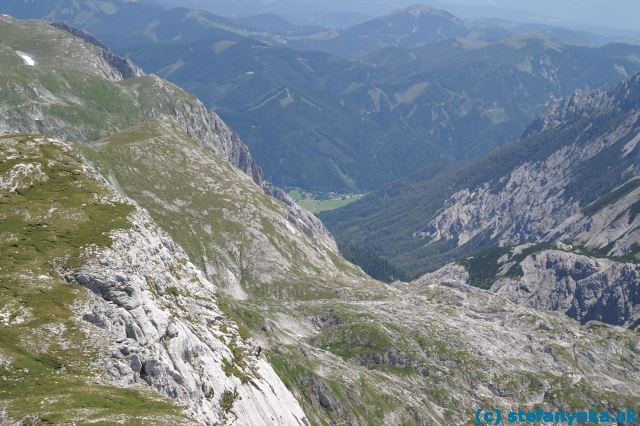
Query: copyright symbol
475,408,502,425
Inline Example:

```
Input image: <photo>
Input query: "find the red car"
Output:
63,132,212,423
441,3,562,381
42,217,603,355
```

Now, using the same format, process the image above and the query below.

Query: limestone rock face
411,73,640,329
72,208,308,425
492,250,640,328
419,247,640,330
264,185,336,247
0,134,308,424
416,109,640,255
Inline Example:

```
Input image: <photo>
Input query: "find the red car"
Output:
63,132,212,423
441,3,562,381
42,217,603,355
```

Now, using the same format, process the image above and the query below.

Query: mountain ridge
0,14,265,184
5,2,640,193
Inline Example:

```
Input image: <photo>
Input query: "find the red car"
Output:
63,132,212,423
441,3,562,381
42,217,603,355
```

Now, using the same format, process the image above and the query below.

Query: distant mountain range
3,1,639,193
283,4,640,58
154,0,640,37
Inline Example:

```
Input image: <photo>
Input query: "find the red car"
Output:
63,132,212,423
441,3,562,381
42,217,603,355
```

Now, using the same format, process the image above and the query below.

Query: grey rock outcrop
419,246,640,329
492,250,640,328
160,87,266,186
415,110,639,254
264,185,335,245
72,206,308,425
413,73,640,260
411,74,640,330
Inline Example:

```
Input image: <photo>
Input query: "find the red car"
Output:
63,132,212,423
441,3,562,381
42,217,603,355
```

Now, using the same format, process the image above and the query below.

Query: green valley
288,189,363,213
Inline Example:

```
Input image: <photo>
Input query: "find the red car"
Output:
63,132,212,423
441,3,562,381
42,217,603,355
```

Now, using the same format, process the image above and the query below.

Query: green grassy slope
0,135,186,424
0,16,221,147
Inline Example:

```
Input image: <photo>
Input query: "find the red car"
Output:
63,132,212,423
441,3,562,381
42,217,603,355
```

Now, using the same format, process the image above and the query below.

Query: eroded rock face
409,74,640,330
168,93,265,187
415,110,640,254
492,250,640,328
418,247,640,330
264,185,336,246
409,74,640,276
84,116,349,303
72,208,307,425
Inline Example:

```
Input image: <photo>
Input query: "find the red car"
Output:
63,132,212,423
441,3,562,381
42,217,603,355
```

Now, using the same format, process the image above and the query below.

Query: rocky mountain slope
0,14,263,184
415,246,640,330
2,16,640,425
78,115,640,425
5,123,640,426
406,75,640,330
0,135,306,424
416,74,640,263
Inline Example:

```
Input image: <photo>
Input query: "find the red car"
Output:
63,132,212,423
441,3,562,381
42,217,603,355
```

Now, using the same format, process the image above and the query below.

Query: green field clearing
289,189,363,213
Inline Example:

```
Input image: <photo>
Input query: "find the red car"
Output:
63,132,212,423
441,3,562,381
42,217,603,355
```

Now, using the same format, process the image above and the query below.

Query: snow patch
16,51,35,66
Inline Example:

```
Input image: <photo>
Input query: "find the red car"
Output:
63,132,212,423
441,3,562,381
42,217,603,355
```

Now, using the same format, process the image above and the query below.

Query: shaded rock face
264,185,335,245
161,89,266,187
492,250,640,328
416,109,640,256
71,208,308,425
359,348,411,369
419,247,640,330
525,72,640,137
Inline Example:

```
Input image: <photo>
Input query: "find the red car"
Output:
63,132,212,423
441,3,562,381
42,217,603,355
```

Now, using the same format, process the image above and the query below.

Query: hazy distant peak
394,4,459,20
